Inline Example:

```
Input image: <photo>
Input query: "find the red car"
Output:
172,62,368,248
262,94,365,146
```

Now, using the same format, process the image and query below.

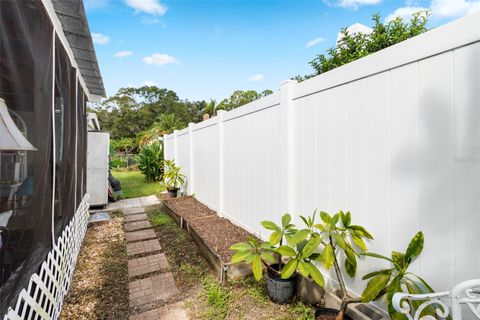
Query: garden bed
163,197,258,281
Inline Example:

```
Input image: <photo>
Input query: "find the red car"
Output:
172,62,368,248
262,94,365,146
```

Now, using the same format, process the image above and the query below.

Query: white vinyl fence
164,12,480,311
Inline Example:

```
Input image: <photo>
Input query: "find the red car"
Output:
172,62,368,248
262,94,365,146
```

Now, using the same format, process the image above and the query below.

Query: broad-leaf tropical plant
360,231,441,320
229,213,325,287
312,210,374,320
162,159,186,190
136,141,164,182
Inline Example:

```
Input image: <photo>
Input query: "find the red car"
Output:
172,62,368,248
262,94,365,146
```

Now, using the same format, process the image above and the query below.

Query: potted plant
230,213,325,304
312,211,373,320
360,231,441,319
162,159,186,198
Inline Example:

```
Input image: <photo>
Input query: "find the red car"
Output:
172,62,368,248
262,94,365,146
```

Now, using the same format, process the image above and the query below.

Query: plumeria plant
312,210,374,320
361,231,443,320
162,159,186,191
230,213,325,287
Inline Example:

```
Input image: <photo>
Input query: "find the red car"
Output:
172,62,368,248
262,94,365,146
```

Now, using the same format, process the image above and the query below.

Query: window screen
0,1,54,314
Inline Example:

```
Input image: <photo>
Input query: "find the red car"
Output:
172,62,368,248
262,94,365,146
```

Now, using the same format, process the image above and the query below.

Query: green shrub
295,12,429,80
136,141,164,182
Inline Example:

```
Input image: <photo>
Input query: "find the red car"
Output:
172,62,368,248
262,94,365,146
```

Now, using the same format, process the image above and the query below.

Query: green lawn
112,170,165,199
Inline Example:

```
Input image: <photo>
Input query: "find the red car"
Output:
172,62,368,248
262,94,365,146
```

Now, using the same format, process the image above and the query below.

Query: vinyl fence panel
163,13,480,317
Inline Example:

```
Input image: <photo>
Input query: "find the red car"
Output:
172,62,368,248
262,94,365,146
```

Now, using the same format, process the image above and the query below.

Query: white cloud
143,53,180,66
385,6,428,22
248,74,265,82
142,81,157,86
91,33,110,45
430,0,480,18
305,37,326,48
115,51,133,58
125,0,167,16
336,0,382,9
142,17,167,26
387,0,480,22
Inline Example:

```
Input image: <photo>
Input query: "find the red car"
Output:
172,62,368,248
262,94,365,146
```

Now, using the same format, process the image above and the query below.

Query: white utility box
87,131,109,207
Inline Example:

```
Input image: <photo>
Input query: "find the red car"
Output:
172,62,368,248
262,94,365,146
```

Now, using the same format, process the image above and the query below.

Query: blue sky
85,0,480,101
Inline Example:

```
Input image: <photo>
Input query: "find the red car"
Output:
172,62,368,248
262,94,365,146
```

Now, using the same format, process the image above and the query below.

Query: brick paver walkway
125,220,152,232
126,239,161,256
129,273,179,307
122,195,187,319
126,229,156,242
128,253,169,278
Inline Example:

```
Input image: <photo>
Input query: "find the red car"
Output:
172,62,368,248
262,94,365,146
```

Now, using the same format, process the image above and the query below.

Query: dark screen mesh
77,84,86,204
53,36,77,236
0,1,54,314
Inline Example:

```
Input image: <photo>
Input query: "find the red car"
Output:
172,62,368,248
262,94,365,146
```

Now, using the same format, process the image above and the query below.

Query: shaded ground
147,207,316,320
112,170,165,199
61,212,129,320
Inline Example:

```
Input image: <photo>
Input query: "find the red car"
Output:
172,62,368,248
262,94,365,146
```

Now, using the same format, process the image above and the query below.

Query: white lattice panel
3,194,90,320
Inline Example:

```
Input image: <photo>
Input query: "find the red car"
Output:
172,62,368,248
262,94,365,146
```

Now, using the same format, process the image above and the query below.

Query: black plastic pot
266,264,297,304
315,308,353,320
167,187,179,198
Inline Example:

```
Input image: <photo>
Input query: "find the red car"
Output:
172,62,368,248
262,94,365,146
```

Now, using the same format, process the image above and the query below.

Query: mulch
163,196,216,221
60,216,129,320
189,216,256,262
163,196,259,262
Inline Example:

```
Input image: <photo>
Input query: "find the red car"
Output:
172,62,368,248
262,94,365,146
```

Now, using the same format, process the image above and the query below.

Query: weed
234,276,269,304
287,301,315,320
179,262,205,279
111,210,123,218
200,277,230,319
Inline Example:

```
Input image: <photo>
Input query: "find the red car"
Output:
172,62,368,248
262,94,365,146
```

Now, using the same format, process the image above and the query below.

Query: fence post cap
280,79,298,85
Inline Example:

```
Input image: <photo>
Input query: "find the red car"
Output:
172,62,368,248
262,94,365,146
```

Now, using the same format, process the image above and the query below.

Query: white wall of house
164,12,480,308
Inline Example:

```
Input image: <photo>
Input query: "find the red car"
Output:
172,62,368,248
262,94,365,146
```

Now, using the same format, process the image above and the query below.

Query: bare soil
61,213,129,320
316,315,337,320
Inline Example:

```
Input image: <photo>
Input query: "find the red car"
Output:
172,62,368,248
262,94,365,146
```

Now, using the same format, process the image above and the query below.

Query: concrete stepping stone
140,195,160,207
106,198,143,211
129,302,189,320
126,229,156,242
127,239,161,256
122,198,144,208
129,272,179,307
125,213,149,223
125,220,152,232
124,207,146,216
128,253,169,278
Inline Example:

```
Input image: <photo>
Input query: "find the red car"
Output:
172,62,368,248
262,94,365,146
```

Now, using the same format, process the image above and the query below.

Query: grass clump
112,170,165,199
201,277,230,320
149,211,175,227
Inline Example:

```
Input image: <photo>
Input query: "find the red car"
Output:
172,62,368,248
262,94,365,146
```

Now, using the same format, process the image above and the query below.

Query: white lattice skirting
3,194,90,320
